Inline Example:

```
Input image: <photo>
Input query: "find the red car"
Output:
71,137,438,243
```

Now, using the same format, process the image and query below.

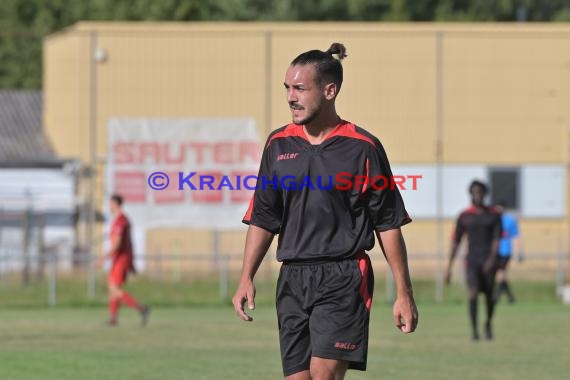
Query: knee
309,369,336,380
310,365,346,380
309,367,325,380
108,284,123,299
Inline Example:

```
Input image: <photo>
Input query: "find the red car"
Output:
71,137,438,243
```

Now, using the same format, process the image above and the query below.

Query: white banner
107,118,261,231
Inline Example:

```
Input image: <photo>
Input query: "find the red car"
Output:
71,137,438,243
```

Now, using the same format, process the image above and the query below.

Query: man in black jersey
445,180,502,342
232,42,418,379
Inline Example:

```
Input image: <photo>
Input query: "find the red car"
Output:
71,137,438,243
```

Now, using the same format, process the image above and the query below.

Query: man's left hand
393,293,419,334
483,258,495,273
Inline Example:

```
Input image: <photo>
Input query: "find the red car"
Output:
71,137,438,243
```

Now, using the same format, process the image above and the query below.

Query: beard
471,198,484,207
292,107,320,125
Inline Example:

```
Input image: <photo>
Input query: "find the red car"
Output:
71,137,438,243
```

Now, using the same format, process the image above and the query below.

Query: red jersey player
98,194,150,326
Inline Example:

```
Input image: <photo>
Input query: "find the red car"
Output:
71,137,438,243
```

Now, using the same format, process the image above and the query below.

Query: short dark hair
111,194,123,206
291,42,347,92
469,180,488,194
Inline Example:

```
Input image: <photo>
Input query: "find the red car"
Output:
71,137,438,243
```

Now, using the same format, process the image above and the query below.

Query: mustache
289,102,303,110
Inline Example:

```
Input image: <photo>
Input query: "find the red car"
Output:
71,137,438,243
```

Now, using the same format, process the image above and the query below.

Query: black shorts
276,252,374,377
465,261,497,294
496,256,511,270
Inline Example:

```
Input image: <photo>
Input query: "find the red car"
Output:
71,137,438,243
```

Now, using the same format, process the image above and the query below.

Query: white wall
0,168,75,272
393,164,565,219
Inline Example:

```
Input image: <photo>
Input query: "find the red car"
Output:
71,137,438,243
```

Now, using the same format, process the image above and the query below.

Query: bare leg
494,269,505,302
285,370,311,380
468,289,479,341
309,357,349,380
107,281,123,324
484,290,495,340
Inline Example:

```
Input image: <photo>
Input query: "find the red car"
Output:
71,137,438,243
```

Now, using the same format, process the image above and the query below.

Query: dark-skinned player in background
446,180,502,341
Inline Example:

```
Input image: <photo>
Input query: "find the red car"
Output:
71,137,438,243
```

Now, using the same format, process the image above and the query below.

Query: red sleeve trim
266,124,307,147
265,121,377,148
323,121,376,146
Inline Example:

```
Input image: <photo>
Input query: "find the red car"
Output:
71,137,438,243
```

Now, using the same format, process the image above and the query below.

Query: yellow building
43,22,570,279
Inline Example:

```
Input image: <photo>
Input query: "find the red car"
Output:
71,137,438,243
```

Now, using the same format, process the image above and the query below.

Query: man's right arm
232,225,274,322
512,219,524,262
445,241,459,284
445,217,463,284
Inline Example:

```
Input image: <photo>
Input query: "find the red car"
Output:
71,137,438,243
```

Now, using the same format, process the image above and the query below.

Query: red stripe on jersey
243,196,254,222
361,157,370,195
463,205,498,215
323,121,376,146
356,251,373,312
267,124,308,147
266,121,376,147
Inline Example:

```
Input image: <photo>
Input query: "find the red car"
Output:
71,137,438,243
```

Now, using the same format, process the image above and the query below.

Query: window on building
489,168,519,211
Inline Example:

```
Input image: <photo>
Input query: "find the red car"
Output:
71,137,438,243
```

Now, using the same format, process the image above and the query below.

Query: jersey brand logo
334,342,358,351
277,153,299,161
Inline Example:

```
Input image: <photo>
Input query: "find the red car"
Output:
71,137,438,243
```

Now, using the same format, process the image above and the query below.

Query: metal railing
0,248,566,307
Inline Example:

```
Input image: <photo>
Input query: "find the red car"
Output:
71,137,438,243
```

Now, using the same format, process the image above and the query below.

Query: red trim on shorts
243,196,254,222
109,255,133,287
109,262,128,286
356,251,372,311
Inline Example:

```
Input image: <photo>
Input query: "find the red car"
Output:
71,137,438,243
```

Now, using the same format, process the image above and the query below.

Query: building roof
0,90,59,166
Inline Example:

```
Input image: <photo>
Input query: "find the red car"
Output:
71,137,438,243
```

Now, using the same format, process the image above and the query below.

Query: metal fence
0,247,566,307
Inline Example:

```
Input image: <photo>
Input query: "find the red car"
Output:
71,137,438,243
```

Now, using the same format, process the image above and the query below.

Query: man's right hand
232,280,256,322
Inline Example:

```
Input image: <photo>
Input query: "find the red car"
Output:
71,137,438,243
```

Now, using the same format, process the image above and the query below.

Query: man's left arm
376,228,418,334
366,140,417,333
484,213,502,273
484,237,499,273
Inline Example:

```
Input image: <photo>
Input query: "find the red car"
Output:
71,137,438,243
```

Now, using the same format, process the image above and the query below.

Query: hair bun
326,42,347,60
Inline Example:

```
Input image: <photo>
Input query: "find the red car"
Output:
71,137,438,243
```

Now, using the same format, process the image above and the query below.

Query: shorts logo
334,342,358,351
277,153,299,161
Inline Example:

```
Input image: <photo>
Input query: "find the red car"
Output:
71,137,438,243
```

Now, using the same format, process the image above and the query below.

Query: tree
0,0,568,89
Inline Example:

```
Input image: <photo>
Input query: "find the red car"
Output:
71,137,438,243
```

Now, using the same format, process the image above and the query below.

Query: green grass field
0,281,568,380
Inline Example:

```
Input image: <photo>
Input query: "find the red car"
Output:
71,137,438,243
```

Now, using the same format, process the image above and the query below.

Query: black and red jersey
243,120,411,262
453,205,502,264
